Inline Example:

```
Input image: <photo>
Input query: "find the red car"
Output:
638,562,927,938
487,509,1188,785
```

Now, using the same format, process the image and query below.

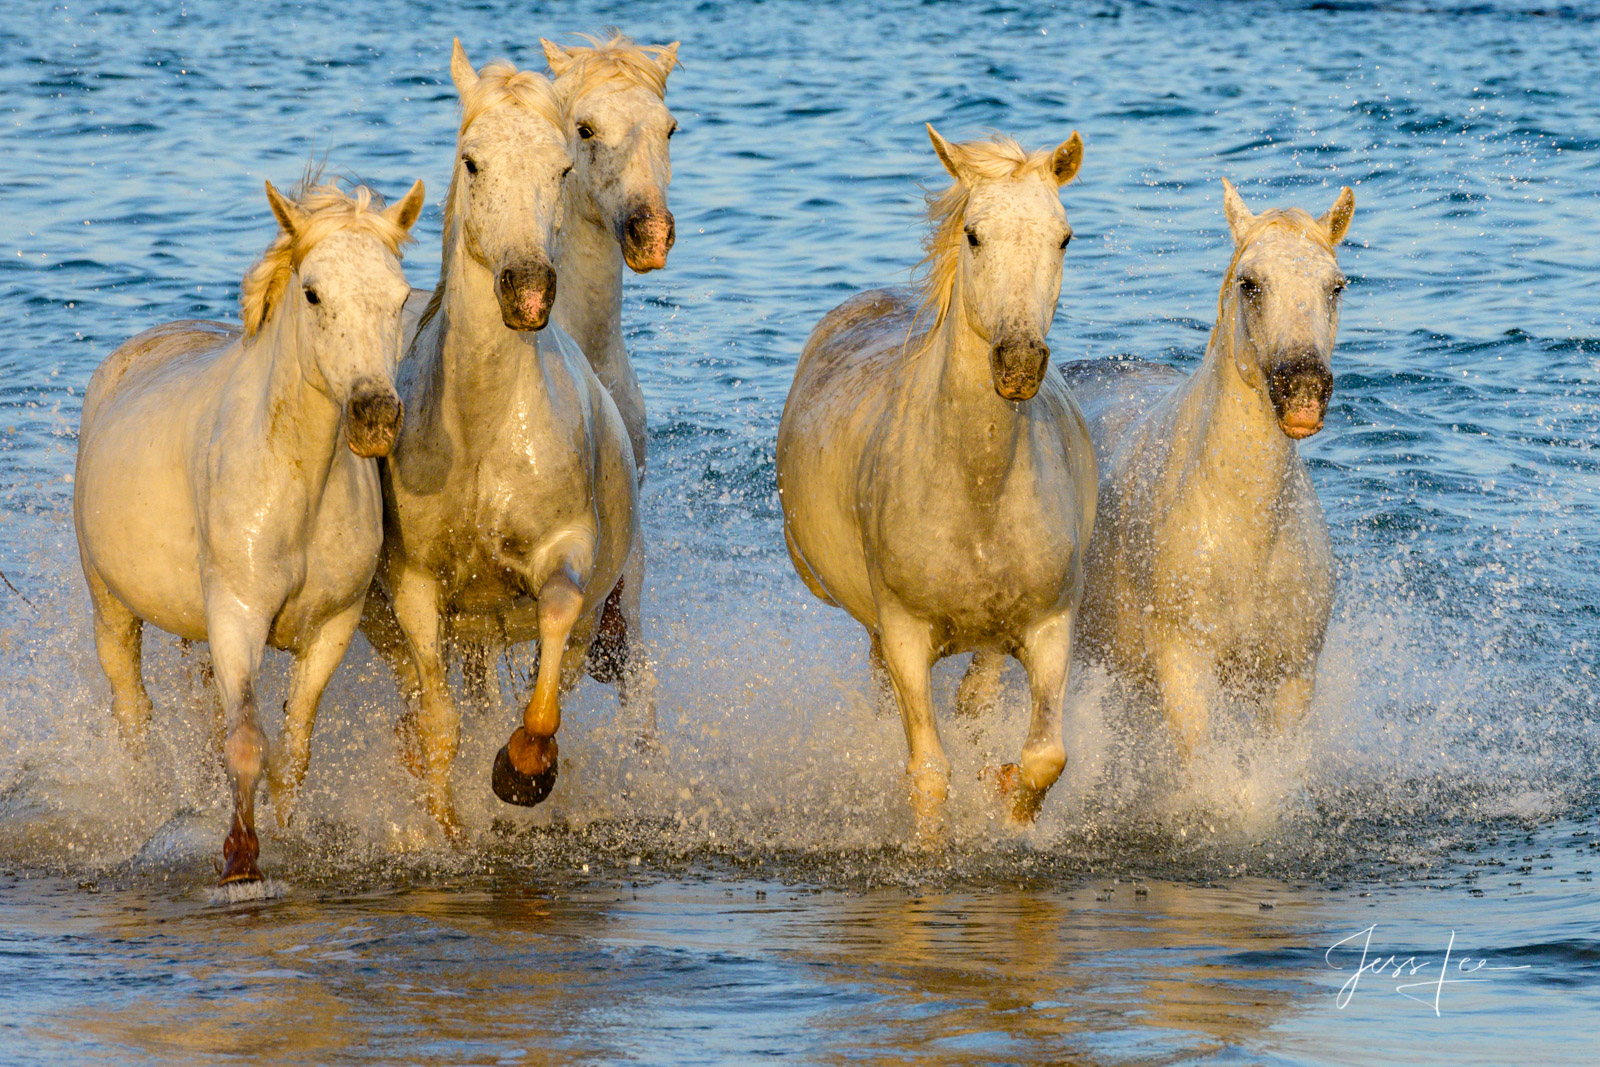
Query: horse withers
74,177,425,884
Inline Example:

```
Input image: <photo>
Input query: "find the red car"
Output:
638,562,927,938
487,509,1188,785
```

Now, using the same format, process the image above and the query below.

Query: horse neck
905,300,1028,480
551,189,625,371
242,306,345,488
1170,297,1297,507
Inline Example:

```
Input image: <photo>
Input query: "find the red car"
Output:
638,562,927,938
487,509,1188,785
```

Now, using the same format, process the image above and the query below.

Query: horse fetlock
1019,742,1067,793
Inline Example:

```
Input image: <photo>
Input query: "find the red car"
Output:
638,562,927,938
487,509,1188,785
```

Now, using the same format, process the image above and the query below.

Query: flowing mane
910,135,1058,349
241,181,414,337
417,62,566,335
549,31,677,100
1206,208,1337,362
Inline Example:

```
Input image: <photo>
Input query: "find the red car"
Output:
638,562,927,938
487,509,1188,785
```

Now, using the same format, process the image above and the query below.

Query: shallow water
2,0,1597,1062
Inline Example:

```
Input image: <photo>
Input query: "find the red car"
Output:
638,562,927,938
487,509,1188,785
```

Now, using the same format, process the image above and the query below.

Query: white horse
541,30,679,713
776,127,1096,830
367,43,637,832
965,180,1354,760
74,178,424,883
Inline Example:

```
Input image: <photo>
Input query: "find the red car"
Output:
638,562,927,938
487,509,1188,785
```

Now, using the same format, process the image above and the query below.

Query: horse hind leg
86,565,154,751
268,598,364,830
493,567,585,808
387,564,462,834
956,650,1006,719
585,544,657,741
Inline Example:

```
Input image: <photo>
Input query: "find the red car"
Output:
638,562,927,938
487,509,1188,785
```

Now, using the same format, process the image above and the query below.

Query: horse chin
994,379,1042,402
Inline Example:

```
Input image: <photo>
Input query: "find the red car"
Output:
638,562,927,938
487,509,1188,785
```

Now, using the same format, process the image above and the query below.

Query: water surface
1,0,1597,1062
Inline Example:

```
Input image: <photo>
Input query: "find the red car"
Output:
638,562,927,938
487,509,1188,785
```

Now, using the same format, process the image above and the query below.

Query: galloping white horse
367,43,636,832
777,127,1096,830
74,178,424,883
541,30,679,711
968,180,1353,760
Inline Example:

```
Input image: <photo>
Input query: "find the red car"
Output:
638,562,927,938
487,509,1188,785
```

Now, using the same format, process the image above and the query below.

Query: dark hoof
584,580,629,685
492,728,558,807
220,818,262,885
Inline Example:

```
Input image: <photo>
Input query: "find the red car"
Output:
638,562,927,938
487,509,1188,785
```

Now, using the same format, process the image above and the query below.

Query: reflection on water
8,845,1598,1065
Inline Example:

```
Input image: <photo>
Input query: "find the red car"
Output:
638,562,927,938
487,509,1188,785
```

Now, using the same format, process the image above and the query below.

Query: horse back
81,319,239,430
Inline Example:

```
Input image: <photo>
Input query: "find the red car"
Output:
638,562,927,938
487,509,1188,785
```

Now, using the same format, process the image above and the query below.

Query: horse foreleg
268,599,363,829
205,599,270,885
389,565,461,835
492,568,584,808
1154,639,1215,762
991,616,1072,824
956,650,1006,719
86,564,153,751
459,639,502,708
876,604,948,837
587,544,657,739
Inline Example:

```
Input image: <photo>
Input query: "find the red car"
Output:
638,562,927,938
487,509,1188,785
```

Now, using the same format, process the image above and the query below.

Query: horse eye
1060,233,1072,250
1238,276,1262,299
303,286,320,306
462,156,479,176
667,123,679,139
965,228,980,248
561,164,574,180
1331,279,1348,296
577,123,595,140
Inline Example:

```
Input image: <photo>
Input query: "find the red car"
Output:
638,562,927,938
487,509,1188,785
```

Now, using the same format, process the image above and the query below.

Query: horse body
74,180,423,883
778,128,1093,828
1063,181,1355,754
368,43,636,831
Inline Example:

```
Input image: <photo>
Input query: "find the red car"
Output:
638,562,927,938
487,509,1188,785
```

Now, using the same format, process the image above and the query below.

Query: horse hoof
492,728,558,807
220,820,262,885
981,763,1041,825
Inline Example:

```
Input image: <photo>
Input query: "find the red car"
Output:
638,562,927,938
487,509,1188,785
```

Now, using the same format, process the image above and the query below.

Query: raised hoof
219,818,262,885
584,581,629,685
492,728,559,807
394,709,424,780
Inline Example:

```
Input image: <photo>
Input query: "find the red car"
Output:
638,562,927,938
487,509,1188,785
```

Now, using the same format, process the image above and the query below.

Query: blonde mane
910,135,1059,349
241,181,415,337
1207,208,1337,362
550,31,677,100
417,61,566,335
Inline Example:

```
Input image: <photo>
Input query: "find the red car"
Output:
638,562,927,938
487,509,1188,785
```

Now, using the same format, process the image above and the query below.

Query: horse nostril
498,268,515,292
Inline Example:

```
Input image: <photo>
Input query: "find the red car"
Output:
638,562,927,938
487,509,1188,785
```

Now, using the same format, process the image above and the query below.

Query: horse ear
450,38,479,97
1319,185,1355,244
264,181,304,236
1221,177,1254,242
385,179,427,234
927,124,965,181
541,38,573,76
1052,131,1084,186
655,42,681,79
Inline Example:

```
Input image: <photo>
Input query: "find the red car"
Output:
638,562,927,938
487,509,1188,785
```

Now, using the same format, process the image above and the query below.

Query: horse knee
1019,742,1066,794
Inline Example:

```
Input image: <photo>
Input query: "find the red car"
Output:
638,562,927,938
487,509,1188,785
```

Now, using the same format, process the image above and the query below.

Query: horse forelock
241,181,415,338
908,136,1058,353
553,31,676,101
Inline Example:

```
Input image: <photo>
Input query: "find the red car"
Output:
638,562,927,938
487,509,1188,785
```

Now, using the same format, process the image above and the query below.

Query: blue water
1,0,1598,1063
